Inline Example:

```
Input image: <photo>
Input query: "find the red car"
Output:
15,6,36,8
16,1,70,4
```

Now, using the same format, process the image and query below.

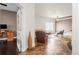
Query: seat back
35,31,47,43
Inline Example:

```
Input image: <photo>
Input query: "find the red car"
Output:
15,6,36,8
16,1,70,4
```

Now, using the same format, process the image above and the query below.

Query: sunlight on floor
46,34,58,54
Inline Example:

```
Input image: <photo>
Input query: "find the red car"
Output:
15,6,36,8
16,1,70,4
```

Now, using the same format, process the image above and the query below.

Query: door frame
16,3,23,53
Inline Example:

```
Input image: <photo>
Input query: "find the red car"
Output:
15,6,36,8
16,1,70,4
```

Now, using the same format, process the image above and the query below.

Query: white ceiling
0,3,72,21
0,3,18,12
35,3,72,19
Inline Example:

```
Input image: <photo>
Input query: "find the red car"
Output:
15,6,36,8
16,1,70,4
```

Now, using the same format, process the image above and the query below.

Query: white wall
35,16,55,33
72,3,79,54
19,3,35,52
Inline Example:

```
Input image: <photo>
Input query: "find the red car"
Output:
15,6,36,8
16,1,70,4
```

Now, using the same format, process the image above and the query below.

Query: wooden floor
20,34,72,55
0,39,18,55
0,34,72,55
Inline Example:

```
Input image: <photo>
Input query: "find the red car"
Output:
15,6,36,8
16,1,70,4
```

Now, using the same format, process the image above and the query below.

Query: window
45,22,54,33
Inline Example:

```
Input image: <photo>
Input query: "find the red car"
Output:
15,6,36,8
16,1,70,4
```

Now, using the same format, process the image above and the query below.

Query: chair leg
61,34,63,38
57,33,58,37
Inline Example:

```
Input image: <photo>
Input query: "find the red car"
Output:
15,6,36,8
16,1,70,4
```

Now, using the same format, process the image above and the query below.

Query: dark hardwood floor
0,39,18,55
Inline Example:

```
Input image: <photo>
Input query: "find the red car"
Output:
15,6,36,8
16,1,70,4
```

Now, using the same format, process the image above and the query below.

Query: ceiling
0,3,18,12
35,3,72,19
0,3,72,21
